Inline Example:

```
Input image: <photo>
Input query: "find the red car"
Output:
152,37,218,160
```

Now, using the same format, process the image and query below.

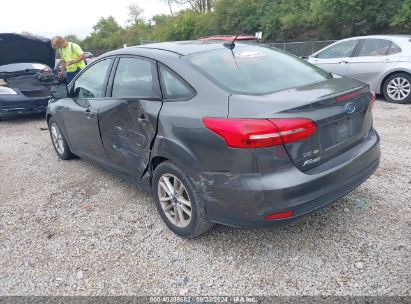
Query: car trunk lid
228,77,373,171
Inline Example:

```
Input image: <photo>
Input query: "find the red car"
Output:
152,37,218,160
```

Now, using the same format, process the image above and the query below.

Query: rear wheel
383,73,411,104
48,117,74,160
153,161,214,238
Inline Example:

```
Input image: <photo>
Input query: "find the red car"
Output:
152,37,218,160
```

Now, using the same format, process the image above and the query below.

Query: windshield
0,63,48,73
185,46,331,94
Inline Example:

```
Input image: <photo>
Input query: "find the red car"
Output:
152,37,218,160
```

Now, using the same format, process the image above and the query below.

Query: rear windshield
185,46,331,94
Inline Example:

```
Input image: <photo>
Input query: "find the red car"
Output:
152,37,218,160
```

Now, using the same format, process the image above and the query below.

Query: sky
1,0,183,39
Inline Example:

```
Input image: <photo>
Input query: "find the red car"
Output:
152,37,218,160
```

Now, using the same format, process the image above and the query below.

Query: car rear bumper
199,129,380,228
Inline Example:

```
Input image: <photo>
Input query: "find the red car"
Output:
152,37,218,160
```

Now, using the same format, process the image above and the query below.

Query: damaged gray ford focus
47,41,380,238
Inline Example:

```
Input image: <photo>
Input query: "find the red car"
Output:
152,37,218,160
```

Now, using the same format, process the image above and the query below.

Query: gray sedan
307,35,411,104
47,42,380,238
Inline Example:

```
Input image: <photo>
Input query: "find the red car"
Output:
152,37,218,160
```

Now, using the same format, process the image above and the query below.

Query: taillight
265,210,294,220
269,118,317,144
202,117,317,148
202,118,281,148
369,90,376,112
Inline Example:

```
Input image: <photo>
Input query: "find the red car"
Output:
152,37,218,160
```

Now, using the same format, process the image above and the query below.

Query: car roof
109,40,250,56
345,34,411,40
199,35,257,41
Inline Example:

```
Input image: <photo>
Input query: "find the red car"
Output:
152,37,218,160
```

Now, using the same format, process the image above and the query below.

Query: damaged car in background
0,33,61,120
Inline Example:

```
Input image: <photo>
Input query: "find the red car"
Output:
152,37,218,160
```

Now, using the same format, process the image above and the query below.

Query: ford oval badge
345,103,356,114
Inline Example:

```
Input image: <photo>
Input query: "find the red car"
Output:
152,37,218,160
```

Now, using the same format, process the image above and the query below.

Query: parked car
199,35,258,44
84,51,94,58
47,41,380,238
307,35,411,104
0,33,58,119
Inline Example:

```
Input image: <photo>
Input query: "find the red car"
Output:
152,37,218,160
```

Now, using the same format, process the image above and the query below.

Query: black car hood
0,33,55,69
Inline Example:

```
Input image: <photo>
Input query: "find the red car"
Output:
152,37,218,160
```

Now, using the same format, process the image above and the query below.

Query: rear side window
357,39,392,57
186,46,330,95
112,57,157,98
159,66,195,100
317,40,358,59
387,42,401,55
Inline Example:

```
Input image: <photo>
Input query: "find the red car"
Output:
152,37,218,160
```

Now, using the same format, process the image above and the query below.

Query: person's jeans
67,68,81,82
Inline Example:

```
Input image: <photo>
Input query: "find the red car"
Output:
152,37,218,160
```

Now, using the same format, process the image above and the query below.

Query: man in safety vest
51,36,86,82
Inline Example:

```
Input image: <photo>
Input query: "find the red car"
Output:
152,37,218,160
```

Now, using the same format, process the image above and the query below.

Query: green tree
92,16,123,38
128,3,145,25
214,0,265,35
168,0,214,13
64,34,81,44
82,16,125,53
259,2,281,42
151,14,179,41
390,0,411,32
309,0,405,39
125,4,154,46
78,0,409,54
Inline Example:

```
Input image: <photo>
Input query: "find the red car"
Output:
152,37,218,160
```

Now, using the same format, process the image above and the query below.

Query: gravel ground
0,99,410,296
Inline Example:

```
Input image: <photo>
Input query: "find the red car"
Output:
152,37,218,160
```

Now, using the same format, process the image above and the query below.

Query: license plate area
320,112,363,149
334,117,354,143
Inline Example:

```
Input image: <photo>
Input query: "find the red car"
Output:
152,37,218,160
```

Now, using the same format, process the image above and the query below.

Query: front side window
73,59,112,99
357,39,392,57
160,66,195,99
317,40,359,59
186,46,331,95
112,57,156,98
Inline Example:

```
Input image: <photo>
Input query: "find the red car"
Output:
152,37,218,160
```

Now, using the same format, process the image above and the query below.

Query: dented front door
98,56,162,179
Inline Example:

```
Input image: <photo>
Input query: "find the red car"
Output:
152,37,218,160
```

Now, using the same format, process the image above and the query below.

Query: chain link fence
263,40,337,57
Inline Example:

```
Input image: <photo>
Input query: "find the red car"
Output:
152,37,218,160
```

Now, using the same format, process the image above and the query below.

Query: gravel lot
0,99,410,296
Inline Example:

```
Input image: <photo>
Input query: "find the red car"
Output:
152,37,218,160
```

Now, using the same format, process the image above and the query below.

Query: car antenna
223,34,240,70
223,34,239,50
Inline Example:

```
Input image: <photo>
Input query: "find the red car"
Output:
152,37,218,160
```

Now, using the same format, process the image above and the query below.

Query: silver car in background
307,35,411,104
83,51,94,58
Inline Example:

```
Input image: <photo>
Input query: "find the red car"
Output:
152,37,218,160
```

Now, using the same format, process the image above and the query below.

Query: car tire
48,117,74,160
153,161,215,238
383,72,411,104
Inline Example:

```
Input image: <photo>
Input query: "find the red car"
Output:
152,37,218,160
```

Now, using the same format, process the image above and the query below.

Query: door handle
85,108,94,119
339,61,348,64
138,114,148,124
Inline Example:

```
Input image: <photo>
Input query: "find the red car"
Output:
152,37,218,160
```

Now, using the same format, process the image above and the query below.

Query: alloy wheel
387,77,410,101
50,123,65,155
158,173,192,228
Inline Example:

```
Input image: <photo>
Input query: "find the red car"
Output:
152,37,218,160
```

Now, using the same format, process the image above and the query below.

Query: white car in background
307,35,411,104
84,51,94,58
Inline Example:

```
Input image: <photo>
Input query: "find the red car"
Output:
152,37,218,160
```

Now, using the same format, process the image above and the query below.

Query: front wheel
383,73,411,104
48,117,74,160
153,161,214,238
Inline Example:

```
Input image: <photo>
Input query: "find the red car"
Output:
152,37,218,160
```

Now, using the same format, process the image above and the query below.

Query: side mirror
300,56,309,60
50,85,68,99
